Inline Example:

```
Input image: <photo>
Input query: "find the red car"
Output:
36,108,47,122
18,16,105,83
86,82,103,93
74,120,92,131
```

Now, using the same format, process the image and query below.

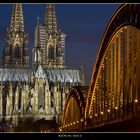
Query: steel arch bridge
60,4,140,132
60,86,88,131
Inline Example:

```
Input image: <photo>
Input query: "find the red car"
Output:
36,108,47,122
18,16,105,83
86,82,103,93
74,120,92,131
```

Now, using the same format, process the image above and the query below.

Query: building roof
0,68,32,82
0,66,82,84
45,69,81,83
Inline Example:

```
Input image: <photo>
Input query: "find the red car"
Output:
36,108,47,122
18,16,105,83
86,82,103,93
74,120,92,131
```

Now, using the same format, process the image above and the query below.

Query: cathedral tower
33,4,66,69
32,17,44,69
2,4,30,68
45,4,66,68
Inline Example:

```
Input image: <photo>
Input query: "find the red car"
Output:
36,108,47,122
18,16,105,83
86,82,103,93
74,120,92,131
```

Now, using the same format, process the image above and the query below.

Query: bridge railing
59,102,140,132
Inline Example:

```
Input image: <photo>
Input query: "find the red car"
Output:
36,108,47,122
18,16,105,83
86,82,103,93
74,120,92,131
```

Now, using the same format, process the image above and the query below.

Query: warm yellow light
135,99,138,103
100,112,103,115
68,124,70,126
60,129,62,132
70,123,73,126
90,115,92,118
81,119,83,122
77,121,79,123
95,114,97,117
107,109,110,112
73,122,76,125
65,125,67,127
115,107,118,110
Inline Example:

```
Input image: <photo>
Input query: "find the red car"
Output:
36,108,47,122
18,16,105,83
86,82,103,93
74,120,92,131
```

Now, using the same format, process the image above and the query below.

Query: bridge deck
82,112,140,132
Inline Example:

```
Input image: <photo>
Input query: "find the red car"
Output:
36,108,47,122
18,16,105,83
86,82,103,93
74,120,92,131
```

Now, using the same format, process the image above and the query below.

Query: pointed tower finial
37,16,40,25
45,4,58,33
81,64,85,86
36,16,41,49
2,3,30,69
10,3,24,31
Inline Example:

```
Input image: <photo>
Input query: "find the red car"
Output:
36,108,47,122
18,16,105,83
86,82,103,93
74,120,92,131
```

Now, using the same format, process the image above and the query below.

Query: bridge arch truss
85,4,140,125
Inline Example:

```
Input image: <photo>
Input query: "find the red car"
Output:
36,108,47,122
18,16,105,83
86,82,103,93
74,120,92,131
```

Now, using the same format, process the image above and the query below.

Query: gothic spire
36,16,41,48
44,4,58,33
10,3,24,31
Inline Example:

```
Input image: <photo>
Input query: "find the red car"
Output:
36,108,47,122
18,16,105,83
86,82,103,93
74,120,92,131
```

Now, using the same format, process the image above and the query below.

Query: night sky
0,4,120,85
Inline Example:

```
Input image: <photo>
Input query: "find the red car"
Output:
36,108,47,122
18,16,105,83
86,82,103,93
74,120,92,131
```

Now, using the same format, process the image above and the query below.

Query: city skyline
0,4,119,84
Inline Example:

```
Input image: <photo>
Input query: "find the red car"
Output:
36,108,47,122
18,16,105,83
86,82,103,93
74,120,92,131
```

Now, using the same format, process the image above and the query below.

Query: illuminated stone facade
2,4,29,68
32,4,66,69
0,4,85,129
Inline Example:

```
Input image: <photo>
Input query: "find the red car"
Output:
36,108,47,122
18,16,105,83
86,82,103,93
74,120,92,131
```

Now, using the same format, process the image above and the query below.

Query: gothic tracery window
38,87,45,109
57,47,61,56
48,46,54,59
15,44,20,58
51,91,54,108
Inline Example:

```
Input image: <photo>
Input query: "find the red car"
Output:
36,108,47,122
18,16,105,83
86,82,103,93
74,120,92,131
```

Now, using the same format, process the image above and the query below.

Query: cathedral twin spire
10,3,24,31
45,4,58,33
33,3,66,69
3,3,65,69
2,3,29,68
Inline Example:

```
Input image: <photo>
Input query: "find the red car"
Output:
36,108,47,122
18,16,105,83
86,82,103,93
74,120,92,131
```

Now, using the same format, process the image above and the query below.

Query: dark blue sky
0,4,119,85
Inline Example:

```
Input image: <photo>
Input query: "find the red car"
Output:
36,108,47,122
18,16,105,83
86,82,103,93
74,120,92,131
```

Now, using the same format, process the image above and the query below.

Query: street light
115,107,118,110
107,109,110,113
100,112,103,115
90,115,92,119
135,99,138,103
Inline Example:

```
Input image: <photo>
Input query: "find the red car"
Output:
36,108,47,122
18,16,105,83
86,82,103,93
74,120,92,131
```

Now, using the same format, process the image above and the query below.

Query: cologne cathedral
0,4,84,131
